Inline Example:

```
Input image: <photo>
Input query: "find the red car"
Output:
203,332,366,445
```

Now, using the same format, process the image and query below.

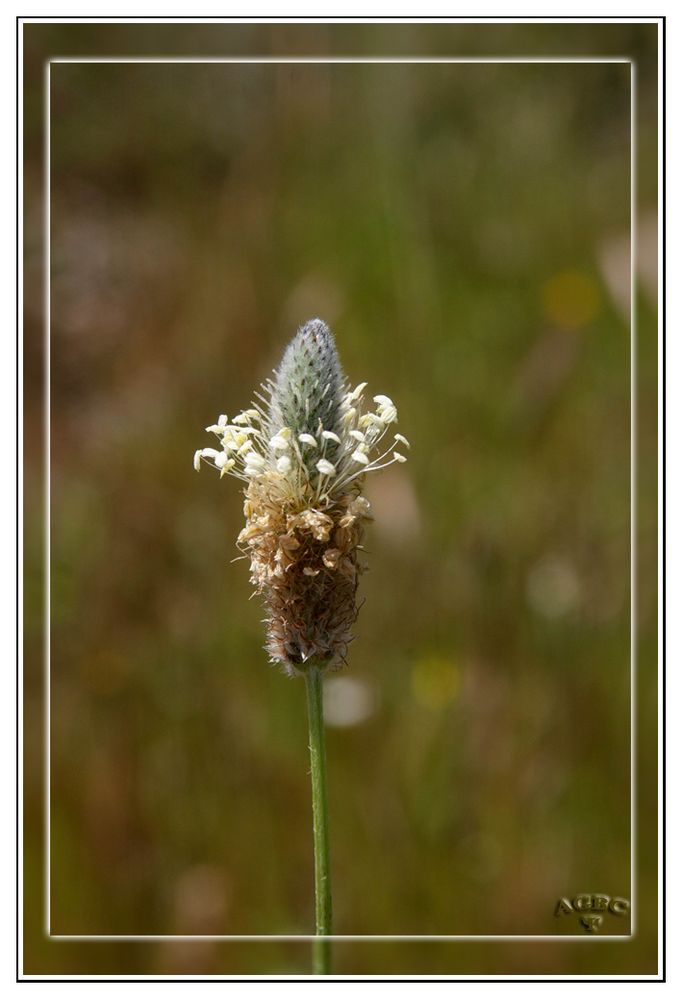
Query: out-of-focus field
23,22,659,976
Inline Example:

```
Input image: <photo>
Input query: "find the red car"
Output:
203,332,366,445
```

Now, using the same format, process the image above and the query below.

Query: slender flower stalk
305,663,332,973
193,319,409,973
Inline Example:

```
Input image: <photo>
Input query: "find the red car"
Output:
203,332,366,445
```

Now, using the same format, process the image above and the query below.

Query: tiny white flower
244,453,266,475
269,432,290,451
373,394,394,409
221,432,239,451
359,413,383,429
316,458,336,476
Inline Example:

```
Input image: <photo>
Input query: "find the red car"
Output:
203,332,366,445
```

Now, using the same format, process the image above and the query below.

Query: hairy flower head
194,319,409,675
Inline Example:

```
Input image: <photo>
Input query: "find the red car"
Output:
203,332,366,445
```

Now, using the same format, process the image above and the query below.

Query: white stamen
244,453,266,474
276,455,292,474
193,450,202,471
393,451,407,463
373,394,394,408
322,430,341,444
316,459,336,476
351,450,369,465
298,433,317,447
394,433,411,448
269,434,290,451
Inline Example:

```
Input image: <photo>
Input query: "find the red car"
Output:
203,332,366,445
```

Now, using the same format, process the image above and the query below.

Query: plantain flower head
194,319,409,675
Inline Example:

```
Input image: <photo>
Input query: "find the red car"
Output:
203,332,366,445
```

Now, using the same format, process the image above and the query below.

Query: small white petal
218,414,228,426
205,424,225,434
221,433,239,451
231,412,252,425
215,452,228,468
379,406,398,424
298,433,317,447
351,450,370,465
349,429,366,442
276,455,292,474
393,451,407,463
201,447,221,459
269,434,290,451
219,459,235,477
359,412,383,428
394,433,411,449
322,430,341,444
373,394,394,408
316,458,336,476
193,450,202,471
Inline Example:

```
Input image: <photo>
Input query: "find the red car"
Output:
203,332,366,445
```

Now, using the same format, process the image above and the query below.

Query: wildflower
193,318,409,675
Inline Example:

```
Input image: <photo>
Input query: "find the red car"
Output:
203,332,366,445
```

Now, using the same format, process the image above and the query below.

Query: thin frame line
49,934,633,942
43,56,51,941
630,56,638,938
49,56,633,64
44,53,637,944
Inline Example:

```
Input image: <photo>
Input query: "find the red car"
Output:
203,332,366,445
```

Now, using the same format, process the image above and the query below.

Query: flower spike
193,318,409,675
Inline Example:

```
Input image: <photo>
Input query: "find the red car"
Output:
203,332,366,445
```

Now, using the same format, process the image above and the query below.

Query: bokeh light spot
324,676,376,728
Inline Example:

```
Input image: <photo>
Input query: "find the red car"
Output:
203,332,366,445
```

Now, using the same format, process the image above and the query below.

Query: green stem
305,664,332,975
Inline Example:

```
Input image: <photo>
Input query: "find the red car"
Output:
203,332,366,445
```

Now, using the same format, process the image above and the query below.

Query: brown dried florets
238,478,372,675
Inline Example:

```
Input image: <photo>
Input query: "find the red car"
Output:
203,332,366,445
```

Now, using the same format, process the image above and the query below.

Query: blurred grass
23,22,659,976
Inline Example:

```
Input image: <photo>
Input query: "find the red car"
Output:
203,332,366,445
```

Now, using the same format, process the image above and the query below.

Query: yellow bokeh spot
541,269,601,330
411,655,460,710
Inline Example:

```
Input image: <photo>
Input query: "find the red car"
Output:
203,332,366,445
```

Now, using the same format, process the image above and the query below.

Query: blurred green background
23,21,659,976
